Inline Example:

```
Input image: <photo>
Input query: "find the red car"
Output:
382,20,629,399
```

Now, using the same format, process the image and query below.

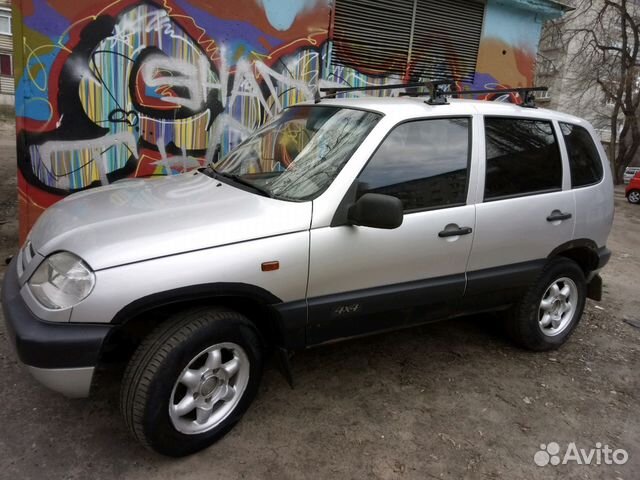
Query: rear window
484,117,562,200
560,123,603,187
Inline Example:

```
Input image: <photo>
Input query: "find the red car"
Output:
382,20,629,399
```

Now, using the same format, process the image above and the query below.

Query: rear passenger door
466,116,575,296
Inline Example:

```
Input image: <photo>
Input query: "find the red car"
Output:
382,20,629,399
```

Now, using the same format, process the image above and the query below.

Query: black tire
627,189,640,204
120,307,263,457
506,257,587,351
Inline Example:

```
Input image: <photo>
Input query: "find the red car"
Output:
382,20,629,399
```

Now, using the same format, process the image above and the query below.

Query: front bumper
1,256,112,397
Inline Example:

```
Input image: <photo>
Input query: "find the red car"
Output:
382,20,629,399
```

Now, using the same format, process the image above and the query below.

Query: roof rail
318,82,548,108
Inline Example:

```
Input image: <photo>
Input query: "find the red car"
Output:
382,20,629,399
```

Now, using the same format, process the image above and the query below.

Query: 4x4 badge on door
333,304,361,316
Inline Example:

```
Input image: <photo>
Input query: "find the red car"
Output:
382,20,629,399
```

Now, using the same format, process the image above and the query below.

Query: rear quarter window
559,123,604,187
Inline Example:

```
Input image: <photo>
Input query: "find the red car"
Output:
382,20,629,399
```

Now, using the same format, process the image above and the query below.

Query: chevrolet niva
2,95,613,456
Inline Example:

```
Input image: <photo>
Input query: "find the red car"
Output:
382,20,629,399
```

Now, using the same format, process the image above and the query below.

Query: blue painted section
18,0,71,119
259,0,319,31
15,50,59,121
23,0,71,38
483,0,544,51
501,0,568,18
174,0,284,61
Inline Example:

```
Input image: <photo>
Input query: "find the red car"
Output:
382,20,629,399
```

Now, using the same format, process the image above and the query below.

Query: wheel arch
548,239,600,275
99,283,299,367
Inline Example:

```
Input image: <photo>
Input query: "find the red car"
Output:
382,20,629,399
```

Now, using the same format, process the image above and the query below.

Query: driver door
306,117,476,345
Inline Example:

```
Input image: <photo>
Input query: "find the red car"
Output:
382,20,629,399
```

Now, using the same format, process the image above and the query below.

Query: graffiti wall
13,0,564,240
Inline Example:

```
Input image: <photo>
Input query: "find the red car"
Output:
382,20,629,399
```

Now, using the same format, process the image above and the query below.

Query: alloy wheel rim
169,342,250,435
630,191,640,203
538,277,578,337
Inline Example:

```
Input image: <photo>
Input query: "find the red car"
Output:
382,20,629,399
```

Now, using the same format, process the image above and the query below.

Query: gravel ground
0,125,638,479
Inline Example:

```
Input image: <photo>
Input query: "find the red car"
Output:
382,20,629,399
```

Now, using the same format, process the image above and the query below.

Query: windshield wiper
199,165,217,178
216,171,274,198
199,143,272,198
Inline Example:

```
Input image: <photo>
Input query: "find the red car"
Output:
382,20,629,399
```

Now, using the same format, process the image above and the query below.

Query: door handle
546,211,572,222
438,226,473,237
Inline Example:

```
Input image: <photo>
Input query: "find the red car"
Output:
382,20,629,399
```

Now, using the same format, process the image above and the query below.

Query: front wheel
120,307,263,456
627,189,640,204
506,258,587,351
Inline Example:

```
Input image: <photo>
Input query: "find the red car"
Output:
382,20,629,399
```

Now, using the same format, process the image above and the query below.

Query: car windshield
213,105,382,201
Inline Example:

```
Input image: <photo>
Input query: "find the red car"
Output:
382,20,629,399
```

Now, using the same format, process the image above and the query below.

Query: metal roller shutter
330,0,485,82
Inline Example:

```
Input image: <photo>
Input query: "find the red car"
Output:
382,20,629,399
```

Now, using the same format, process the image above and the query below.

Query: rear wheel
628,189,640,204
506,258,586,351
120,307,263,456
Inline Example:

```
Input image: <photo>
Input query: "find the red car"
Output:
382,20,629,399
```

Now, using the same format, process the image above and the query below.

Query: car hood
28,171,312,270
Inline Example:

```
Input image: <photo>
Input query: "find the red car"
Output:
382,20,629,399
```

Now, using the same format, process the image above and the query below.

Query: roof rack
446,86,549,108
318,82,548,108
318,82,431,101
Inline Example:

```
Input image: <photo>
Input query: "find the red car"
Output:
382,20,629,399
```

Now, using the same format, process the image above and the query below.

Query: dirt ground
0,122,638,480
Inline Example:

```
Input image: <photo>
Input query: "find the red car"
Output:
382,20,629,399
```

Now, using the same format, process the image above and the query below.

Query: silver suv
2,97,614,456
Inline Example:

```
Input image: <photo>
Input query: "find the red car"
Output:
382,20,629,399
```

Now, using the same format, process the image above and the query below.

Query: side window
356,118,470,211
484,117,562,200
559,123,604,187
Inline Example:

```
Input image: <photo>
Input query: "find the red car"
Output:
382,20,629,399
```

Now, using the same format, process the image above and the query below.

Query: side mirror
347,193,403,229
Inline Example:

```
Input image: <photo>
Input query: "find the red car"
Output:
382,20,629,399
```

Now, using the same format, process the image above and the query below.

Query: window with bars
330,0,485,83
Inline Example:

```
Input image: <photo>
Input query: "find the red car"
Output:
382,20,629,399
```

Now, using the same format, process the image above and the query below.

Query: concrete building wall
536,1,619,143
536,0,640,173
13,0,566,239
0,0,13,103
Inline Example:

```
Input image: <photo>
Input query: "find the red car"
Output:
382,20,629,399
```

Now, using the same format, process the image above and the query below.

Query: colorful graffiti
13,0,564,240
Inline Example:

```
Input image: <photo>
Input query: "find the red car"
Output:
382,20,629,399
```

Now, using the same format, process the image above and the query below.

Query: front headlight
28,252,95,309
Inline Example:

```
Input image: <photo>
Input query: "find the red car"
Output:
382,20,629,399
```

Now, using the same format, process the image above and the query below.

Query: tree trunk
609,117,619,184
615,114,640,183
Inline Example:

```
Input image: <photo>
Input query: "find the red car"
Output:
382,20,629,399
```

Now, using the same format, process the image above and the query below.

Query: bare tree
542,0,639,183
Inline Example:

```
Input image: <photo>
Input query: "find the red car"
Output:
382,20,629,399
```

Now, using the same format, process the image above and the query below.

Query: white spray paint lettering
35,131,138,190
